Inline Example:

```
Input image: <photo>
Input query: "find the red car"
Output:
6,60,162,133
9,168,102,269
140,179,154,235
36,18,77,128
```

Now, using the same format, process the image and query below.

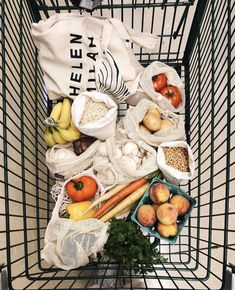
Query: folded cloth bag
140,61,185,112
31,14,159,102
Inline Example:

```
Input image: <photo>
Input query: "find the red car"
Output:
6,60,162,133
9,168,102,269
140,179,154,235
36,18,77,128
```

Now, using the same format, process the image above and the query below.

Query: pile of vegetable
65,171,161,223
152,73,182,108
139,107,174,134
65,176,98,220
43,65,193,275
104,219,166,273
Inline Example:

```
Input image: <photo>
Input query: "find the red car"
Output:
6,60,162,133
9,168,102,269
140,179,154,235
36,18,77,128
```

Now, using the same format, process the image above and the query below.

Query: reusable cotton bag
116,99,185,147
157,141,195,184
140,61,185,112
42,171,109,270
31,14,159,102
72,91,117,140
45,141,100,179
92,137,158,185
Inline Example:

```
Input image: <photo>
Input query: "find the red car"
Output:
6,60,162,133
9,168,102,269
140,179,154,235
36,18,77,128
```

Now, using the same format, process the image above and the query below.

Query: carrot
93,177,147,219
82,183,130,215
100,183,149,222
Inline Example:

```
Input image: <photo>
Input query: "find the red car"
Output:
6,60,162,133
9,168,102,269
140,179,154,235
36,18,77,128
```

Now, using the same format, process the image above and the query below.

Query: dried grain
80,99,108,125
163,147,190,172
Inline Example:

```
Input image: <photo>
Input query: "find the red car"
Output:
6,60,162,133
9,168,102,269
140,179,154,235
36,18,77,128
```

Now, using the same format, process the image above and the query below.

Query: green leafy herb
104,219,166,274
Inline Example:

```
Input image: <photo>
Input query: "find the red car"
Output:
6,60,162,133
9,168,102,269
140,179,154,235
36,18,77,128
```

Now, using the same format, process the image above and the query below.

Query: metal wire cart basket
0,0,234,289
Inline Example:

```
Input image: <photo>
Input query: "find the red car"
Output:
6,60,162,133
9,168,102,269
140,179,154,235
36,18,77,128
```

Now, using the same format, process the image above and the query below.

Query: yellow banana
51,127,67,144
44,127,56,147
57,124,81,142
50,102,63,122
57,98,71,129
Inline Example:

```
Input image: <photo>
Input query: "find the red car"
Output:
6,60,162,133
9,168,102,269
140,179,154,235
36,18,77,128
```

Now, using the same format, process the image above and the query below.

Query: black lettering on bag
70,72,82,83
87,52,98,61
69,86,80,96
70,34,82,44
89,66,95,73
87,87,97,91
70,49,82,58
88,37,96,48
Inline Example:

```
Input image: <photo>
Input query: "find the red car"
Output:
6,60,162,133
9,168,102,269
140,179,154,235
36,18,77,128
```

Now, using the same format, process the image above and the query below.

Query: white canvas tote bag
31,14,159,102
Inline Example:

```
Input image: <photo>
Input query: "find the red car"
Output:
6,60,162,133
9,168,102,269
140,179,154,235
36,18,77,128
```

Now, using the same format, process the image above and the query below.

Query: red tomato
66,176,97,202
160,85,182,108
152,73,167,92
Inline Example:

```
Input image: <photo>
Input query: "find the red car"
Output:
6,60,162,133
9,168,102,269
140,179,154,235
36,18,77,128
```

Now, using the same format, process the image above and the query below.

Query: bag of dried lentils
157,141,195,184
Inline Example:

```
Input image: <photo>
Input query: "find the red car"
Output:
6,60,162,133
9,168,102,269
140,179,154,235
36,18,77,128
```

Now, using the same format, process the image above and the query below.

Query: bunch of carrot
83,170,160,223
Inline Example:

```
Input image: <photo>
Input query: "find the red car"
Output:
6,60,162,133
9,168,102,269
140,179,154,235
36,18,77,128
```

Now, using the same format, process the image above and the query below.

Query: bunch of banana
44,98,80,147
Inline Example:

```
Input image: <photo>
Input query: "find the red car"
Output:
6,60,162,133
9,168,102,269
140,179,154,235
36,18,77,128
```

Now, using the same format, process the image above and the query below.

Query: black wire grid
0,0,234,289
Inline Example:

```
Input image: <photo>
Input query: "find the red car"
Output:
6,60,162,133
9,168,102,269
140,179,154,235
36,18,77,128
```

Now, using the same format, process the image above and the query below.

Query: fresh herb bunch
104,219,166,274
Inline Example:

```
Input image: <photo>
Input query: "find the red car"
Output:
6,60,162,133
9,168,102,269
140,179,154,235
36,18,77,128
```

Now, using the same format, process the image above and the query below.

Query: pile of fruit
152,73,182,109
135,182,191,239
44,98,80,147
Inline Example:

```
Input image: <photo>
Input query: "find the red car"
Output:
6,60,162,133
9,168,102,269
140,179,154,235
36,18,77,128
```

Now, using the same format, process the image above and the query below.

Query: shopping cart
0,0,234,289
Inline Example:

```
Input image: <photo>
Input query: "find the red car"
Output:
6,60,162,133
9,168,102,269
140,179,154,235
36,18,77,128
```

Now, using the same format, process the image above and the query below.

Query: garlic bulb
119,156,138,172
122,142,139,157
98,142,108,156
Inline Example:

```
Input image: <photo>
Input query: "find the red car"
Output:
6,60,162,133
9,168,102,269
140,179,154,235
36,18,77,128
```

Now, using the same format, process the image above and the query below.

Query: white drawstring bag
31,14,159,102
41,171,109,270
72,91,117,140
45,141,100,179
157,141,195,184
92,137,158,185
140,61,185,112
116,99,185,147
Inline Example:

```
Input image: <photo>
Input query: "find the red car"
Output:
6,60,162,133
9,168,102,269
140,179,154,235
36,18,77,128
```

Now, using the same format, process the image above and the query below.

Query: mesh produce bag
92,137,158,185
41,171,109,270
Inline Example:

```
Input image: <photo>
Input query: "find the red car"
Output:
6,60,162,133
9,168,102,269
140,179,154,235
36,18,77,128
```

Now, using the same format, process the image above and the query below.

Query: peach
149,183,170,204
170,195,190,216
156,203,178,225
137,204,157,227
157,222,178,238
